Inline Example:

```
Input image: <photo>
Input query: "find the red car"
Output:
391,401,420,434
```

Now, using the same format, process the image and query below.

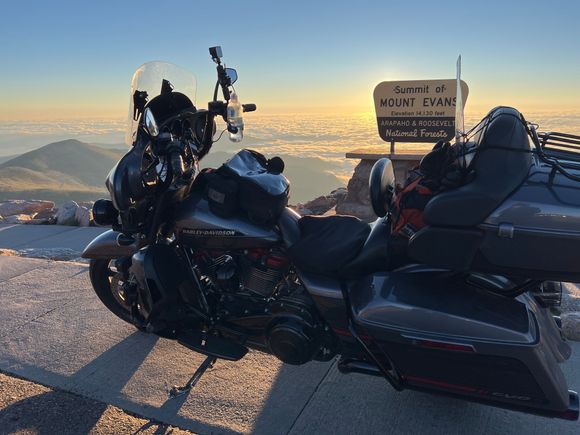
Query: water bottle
227,92,244,142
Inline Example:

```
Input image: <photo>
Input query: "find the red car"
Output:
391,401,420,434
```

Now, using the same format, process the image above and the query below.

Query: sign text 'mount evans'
373,79,469,143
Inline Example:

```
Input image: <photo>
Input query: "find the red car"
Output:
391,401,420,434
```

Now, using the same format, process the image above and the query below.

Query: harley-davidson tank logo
182,228,237,237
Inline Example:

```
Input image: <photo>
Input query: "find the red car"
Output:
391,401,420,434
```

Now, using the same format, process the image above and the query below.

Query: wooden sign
373,79,469,143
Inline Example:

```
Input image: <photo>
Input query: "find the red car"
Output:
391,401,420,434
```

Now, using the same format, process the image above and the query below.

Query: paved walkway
0,223,107,253
0,256,579,434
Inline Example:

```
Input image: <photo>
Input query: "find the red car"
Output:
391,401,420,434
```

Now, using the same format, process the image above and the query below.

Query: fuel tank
173,192,280,249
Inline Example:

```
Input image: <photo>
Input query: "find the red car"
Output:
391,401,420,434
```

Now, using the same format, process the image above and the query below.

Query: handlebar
168,146,185,178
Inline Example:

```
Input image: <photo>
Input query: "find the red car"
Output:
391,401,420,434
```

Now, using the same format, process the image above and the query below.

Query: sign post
373,79,469,151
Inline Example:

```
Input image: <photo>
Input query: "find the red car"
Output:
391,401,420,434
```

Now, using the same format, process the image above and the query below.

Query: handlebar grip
242,103,257,112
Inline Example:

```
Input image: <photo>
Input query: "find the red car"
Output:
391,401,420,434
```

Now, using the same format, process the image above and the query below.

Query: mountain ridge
0,139,344,203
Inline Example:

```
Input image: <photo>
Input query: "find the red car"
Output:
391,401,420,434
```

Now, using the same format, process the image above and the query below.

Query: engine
200,247,289,297
194,247,337,364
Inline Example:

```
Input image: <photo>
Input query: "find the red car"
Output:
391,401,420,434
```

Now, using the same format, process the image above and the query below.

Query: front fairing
126,61,197,146
107,135,156,211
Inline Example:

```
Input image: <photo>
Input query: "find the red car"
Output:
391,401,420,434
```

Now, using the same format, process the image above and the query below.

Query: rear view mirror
225,68,238,84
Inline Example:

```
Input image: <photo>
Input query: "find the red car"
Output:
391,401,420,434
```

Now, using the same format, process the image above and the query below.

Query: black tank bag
207,149,290,225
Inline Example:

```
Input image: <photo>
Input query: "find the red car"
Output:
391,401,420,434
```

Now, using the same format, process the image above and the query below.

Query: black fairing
146,92,195,125
130,244,198,324
424,107,531,227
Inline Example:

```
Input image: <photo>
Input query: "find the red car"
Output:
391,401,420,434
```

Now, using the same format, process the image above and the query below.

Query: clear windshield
126,61,197,145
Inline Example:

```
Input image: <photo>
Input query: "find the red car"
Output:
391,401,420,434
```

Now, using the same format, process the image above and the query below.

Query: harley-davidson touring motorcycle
83,46,579,420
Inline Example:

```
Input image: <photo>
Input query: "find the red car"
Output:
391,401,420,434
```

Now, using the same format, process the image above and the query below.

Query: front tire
89,258,144,330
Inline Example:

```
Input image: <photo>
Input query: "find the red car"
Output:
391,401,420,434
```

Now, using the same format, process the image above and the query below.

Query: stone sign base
337,147,429,221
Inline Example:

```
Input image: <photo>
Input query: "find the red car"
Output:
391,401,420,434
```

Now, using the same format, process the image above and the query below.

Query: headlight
92,199,119,226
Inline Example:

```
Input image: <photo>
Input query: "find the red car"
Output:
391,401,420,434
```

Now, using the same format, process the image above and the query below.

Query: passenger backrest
423,107,532,227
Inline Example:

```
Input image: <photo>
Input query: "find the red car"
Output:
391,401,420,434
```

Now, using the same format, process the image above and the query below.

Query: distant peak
45,139,87,147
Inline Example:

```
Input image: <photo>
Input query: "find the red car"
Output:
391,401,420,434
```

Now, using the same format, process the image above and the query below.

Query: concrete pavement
0,223,107,254
0,256,579,434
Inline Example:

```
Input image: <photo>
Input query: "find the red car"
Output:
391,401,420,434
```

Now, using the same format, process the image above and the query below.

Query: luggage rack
531,129,580,178
537,131,580,164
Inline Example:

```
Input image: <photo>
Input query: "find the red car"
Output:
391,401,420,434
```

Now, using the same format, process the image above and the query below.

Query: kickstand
167,355,217,399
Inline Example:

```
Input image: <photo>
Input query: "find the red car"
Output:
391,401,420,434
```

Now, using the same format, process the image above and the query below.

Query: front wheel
89,258,145,330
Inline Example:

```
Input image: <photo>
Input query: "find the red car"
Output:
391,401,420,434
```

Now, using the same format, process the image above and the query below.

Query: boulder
56,200,79,225
75,205,92,227
342,160,373,206
0,248,19,257
302,195,337,215
293,204,313,215
335,160,376,221
34,208,57,221
330,187,348,202
2,214,33,224
561,312,580,341
24,218,51,225
297,187,349,216
0,200,54,217
77,201,95,210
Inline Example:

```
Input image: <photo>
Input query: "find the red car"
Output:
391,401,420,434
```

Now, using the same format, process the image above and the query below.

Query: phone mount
209,46,231,102
209,46,223,64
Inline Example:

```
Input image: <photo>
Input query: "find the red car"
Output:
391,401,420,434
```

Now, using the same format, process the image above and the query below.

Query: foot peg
167,355,216,398
166,330,248,399
177,330,248,361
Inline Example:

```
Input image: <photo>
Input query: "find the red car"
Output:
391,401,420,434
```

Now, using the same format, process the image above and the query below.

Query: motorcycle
83,46,579,420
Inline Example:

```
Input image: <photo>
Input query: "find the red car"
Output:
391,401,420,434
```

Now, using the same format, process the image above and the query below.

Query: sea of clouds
2,111,579,180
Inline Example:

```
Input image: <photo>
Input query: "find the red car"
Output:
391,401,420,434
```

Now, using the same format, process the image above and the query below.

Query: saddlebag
349,270,575,418
217,149,290,225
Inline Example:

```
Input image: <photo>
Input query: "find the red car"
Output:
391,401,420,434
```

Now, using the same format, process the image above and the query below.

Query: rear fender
81,229,139,259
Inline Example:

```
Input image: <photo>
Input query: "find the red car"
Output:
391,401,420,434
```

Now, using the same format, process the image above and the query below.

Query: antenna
455,55,464,145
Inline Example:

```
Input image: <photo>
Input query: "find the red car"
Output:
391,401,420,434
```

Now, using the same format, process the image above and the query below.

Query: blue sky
1,0,579,119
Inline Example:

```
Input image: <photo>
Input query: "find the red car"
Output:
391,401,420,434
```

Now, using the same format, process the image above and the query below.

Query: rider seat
287,215,371,276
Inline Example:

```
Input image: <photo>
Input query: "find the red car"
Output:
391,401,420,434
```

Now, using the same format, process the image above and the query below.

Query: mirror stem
213,81,220,102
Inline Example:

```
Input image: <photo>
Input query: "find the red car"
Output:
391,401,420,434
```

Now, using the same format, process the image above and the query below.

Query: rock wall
335,160,376,221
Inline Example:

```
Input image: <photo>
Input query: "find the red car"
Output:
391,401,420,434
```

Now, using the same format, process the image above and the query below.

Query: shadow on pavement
0,332,158,434
0,389,109,435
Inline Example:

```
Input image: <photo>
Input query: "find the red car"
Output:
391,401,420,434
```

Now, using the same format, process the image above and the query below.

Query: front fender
81,229,139,259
